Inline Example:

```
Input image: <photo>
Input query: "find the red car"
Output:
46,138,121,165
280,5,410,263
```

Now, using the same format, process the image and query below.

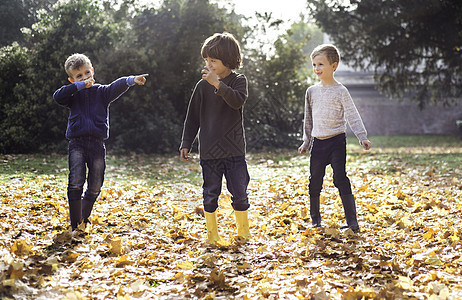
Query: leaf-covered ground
1,136,461,299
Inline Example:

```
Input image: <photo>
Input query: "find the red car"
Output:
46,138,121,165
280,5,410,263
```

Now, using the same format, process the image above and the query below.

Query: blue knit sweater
53,76,136,140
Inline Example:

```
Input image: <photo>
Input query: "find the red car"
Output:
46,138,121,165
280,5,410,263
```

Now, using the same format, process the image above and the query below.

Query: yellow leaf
63,291,85,300
216,239,231,248
396,190,407,200
287,234,296,242
324,228,339,238
449,235,460,243
280,202,290,211
395,276,413,290
423,228,437,240
8,262,24,280
259,224,267,232
177,260,194,270
365,203,378,213
256,245,268,252
115,255,132,267
109,237,124,255
10,239,33,256
65,252,79,263
296,189,308,195
2,279,16,287
425,254,443,266
210,268,225,287
237,262,252,269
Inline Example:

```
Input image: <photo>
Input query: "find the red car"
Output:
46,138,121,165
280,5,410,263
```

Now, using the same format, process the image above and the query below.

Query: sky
213,0,310,51
144,0,312,52
215,0,308,32
145,0,309,29
218,0,308,21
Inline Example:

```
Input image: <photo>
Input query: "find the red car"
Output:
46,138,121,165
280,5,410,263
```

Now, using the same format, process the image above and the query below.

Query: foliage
101,0,247,153
285,18,324,69
0,43,31,152
306,0,462,108
243,14,312,149
1,136,461,298
0,0,322,154
0,0,129,153
0,0,58,46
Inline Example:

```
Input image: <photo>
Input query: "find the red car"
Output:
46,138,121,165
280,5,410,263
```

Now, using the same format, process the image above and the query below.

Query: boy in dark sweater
180,32,251,243
54,53,148,230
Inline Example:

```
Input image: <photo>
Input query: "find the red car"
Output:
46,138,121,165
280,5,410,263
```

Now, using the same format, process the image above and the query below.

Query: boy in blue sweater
54,53,148,230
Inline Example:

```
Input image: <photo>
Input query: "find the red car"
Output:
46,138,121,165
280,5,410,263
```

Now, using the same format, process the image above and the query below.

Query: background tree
243,13,315,149
0,0,320,154
306,0,462,108
0,0,58,47
101,0,247,153
0,0,125,153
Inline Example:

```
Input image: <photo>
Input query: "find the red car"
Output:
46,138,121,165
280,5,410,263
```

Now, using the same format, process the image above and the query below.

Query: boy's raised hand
201,67,220,89
134,74,149,85
84,77,95,88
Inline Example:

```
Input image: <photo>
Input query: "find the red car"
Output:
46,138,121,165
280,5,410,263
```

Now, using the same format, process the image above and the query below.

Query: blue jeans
67,137,106,210
309,133,352,197
200,156,250,213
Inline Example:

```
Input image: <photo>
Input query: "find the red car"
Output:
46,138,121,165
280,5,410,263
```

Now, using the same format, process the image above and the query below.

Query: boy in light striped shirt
298,44,372,232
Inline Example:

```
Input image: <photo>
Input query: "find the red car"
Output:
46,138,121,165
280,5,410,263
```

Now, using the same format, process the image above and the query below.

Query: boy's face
312,54,338,83
68,63,94,83
204,57,231,79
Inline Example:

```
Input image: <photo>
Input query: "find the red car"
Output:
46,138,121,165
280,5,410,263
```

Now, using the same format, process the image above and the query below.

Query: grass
1,135,460,185
346,135,461,176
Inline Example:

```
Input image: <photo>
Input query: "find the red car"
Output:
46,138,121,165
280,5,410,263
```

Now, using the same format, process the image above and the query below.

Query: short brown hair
201,32,242,69
64,53,92,76
311,44,340,65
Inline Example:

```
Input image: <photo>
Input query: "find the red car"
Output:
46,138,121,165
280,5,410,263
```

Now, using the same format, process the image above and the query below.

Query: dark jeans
309,133,352,197
200,155,250,213
67,137,106,204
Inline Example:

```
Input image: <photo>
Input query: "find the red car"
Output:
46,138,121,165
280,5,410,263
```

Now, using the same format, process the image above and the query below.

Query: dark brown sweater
180,72,248,160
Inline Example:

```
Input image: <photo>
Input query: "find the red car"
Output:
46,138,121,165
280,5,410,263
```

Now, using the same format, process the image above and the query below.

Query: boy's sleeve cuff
75,81,86,91
127,76,136,86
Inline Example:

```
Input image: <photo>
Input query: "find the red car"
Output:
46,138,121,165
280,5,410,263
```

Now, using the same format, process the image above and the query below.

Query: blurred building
325,33,462,136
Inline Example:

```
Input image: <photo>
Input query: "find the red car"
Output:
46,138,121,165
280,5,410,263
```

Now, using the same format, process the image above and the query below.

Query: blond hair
64,53,92,76
311,44,340,65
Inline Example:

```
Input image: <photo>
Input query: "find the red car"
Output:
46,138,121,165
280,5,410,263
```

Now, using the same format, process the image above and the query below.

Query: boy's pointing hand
134,74,149,85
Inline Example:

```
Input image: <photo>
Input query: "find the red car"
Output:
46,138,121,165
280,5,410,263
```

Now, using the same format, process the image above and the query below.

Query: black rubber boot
68,199,82,230
82,197,96,224
340,194,359,231
67,189,83,230
310,196,321,227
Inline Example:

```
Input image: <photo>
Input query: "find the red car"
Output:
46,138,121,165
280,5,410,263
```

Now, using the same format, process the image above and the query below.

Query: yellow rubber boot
205,211,221,243
235,210,251,239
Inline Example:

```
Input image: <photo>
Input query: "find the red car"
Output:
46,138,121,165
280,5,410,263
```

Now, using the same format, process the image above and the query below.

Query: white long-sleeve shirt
302,83,367,149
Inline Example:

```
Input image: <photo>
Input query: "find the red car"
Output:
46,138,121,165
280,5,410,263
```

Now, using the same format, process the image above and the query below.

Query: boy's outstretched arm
134,74,149,85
